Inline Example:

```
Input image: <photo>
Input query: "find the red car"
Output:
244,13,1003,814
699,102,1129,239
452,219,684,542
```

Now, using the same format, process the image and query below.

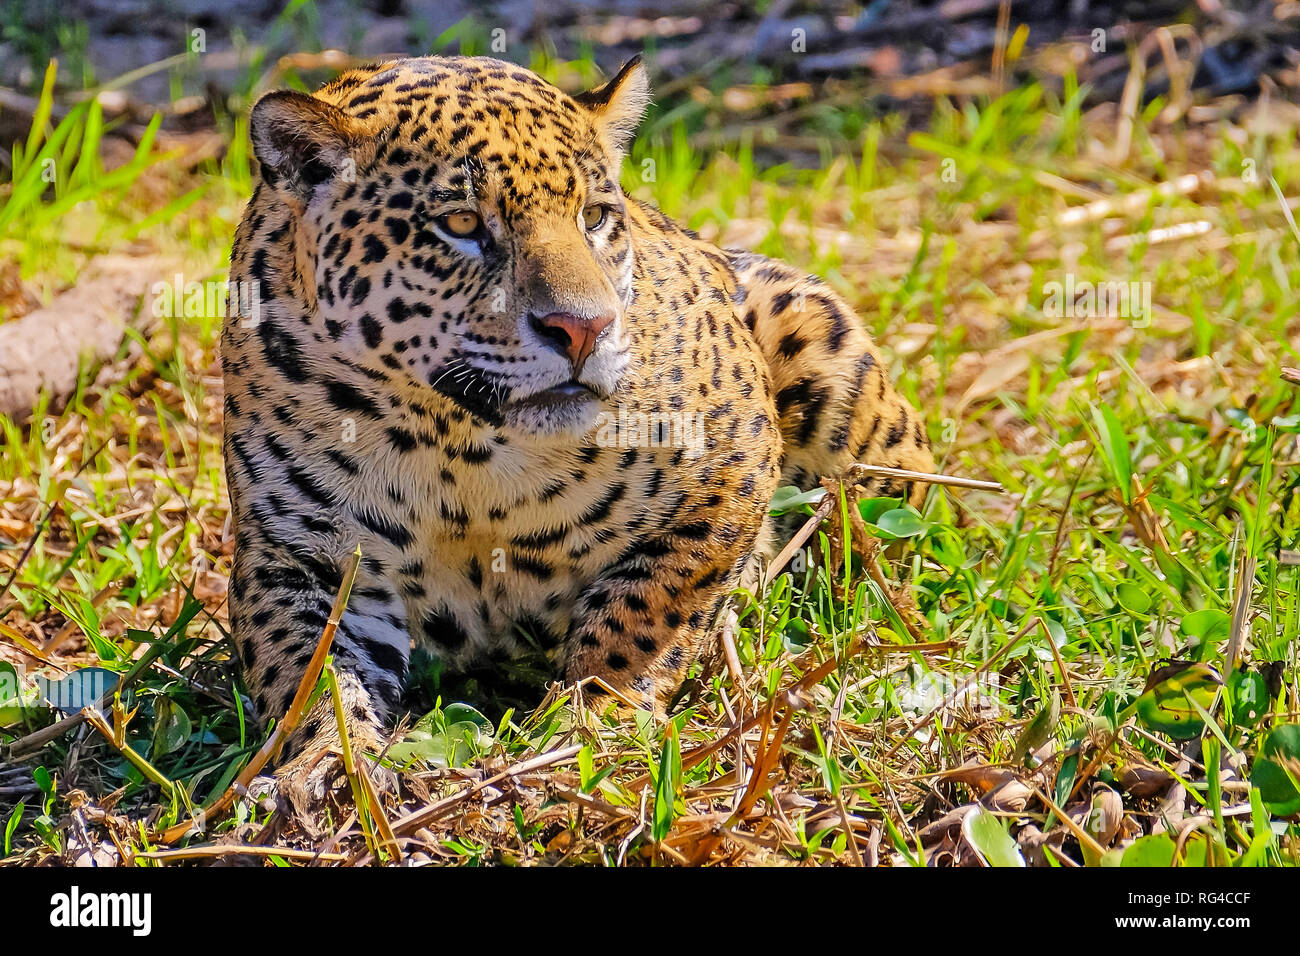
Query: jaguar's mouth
504,379,603,436
509,380,596,409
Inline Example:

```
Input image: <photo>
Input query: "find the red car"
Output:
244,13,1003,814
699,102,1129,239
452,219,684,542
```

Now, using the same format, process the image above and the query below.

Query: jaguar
222,54,934,809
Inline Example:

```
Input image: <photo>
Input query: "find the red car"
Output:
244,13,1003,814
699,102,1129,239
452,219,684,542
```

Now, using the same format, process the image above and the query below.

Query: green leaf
443,702,490,729
1180,834,1210,867
1179,609,1230,652
4,801,24,855
783,617,812,650
1011,688,1060,764
151,700,192,757
1091,404,1132,504
1133,663,1221,740
1115,582,1152,616
1122,832,1177,867
1250,724,1300,816
962,807,1024,867
858,496,905,522
388,706,493,769
1239,787,1276,867
872,508,931,539
769,485,825,515
1053,752,1078,817
0,661,39,728
652,721,681,843
1227,668,1269,728
33,765,53,795
0,661,20,705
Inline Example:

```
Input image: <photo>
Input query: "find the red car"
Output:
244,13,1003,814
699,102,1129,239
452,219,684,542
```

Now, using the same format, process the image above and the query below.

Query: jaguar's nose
528,311,614,374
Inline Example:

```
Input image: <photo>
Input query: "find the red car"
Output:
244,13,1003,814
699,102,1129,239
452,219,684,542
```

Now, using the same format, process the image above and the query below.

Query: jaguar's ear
575,55,650,159
249,90,363,201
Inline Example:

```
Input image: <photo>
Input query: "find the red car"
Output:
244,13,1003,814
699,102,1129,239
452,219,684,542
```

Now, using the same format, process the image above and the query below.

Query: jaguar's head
248,55,651,436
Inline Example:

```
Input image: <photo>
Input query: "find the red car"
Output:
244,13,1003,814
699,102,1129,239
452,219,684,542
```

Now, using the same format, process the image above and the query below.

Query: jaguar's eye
438,211,482,237
582,204,607,231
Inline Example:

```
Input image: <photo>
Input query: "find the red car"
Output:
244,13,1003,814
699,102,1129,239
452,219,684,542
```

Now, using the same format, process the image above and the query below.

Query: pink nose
529,311,614,372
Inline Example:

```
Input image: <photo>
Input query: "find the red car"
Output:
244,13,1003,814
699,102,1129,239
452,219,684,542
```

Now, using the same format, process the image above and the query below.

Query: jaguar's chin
504,381,603,436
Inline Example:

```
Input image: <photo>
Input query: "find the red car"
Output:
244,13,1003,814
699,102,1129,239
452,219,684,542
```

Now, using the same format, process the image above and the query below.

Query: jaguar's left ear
249,90,366,203
575,55,651,158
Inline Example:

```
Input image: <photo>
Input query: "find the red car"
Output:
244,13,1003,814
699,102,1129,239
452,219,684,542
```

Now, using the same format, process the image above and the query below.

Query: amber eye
439,211,481,237
583,204,607,230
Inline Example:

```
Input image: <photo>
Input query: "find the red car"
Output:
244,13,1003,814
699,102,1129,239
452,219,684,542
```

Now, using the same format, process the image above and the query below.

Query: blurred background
5,0,1300,104
3,2,1299,145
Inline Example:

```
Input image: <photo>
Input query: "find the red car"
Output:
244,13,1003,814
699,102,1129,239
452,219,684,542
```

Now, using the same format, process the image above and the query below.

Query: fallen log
0,255,171,422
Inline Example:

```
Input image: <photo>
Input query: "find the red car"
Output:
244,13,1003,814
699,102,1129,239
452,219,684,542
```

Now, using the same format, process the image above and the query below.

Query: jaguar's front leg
563,516,762,714
228,523,410,822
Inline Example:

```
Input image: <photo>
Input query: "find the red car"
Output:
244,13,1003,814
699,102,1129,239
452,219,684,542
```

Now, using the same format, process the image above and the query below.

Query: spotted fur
223,56,933,788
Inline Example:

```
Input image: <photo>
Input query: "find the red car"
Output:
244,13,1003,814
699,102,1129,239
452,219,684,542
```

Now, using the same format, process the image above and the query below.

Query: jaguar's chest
358,427,689,664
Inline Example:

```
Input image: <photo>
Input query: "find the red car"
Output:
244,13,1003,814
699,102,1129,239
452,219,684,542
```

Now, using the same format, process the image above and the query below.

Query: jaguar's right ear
249,90,363,202
574,55,650,160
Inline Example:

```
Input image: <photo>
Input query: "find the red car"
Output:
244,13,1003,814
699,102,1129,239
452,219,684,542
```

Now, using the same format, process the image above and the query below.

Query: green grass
1,34,1298,866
